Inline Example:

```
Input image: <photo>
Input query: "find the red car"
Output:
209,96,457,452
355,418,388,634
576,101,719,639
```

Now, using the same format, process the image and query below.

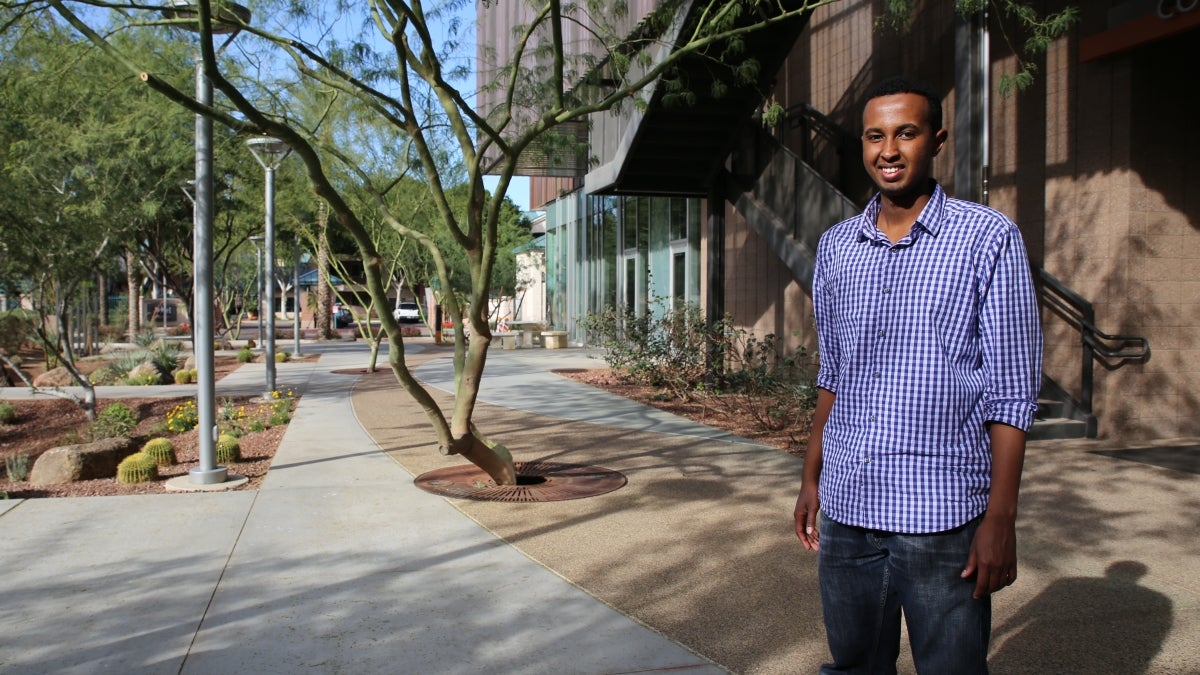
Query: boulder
184,355,197,370
33,366,79,387
28,437,136,485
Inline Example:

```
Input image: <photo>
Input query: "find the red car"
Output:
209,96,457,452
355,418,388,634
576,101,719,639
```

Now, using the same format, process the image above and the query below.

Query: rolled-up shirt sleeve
813,233,840,394
979,223,1043,431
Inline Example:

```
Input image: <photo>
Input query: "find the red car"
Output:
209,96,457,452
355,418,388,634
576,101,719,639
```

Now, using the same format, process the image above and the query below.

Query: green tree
31,0,1074,482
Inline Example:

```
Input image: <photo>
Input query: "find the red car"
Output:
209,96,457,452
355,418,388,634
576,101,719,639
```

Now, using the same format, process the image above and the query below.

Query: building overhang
585,1,812,197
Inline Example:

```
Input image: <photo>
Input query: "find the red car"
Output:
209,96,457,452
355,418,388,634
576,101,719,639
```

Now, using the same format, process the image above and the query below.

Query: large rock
32,366,79,387
28,437,136,485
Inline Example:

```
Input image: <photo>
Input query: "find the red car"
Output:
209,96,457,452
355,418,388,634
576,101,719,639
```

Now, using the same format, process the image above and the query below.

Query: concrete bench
498,333,521,350
541,330,568,349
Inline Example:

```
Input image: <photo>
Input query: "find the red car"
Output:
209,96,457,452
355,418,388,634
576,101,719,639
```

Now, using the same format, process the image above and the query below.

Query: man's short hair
865,76,943,133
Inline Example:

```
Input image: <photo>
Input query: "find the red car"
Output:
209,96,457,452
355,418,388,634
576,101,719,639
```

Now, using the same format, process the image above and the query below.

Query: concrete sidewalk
0,342,723,674
355,346,1199,675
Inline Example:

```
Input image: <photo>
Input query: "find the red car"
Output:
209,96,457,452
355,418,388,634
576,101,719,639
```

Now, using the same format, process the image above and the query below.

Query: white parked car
393,301,421,323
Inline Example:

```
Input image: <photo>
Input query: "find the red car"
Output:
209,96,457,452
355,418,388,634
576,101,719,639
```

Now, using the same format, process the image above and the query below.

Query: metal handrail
1038,269,1150,416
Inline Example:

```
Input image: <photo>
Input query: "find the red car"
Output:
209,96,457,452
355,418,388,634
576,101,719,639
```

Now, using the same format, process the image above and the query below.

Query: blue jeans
817,513,990,674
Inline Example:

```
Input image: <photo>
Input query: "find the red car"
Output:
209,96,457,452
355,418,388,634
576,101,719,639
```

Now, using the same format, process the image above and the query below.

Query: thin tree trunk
126,249,140,340
316,200,333,339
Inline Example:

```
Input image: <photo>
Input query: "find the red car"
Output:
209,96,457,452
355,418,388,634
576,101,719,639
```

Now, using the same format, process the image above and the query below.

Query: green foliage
173,369,192,384
216,434,241,464
4,453,31,482
87,366,118,385
91,402,138,440
116,452,157,484
0,311,34,358
274,351,289,363
247,419,266,433
0,401,15,424
581,304,819,437
579,303,712,400
124,371,161,387
166,400,198,433
132,330,158,349
141,438,176,466
237,348,253,364
147,340,181,374
878,0,1079,96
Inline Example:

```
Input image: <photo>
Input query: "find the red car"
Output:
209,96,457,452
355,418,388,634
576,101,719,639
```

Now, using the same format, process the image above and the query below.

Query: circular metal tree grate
414,461,626,502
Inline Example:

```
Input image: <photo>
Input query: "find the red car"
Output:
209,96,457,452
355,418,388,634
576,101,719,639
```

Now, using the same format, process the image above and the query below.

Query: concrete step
1029,417,1089,440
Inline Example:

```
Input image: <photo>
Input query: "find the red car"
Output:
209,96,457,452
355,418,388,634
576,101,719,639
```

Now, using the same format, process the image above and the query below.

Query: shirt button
873,371,881,378
864,457,871,463
882,287,891,294
869,415,876,422
878,330,885,338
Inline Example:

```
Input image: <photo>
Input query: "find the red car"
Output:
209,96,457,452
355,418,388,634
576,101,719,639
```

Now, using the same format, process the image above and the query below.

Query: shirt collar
858,182,948,242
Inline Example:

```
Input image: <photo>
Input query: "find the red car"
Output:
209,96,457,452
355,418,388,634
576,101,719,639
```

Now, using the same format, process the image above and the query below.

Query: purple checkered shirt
813,183,1042,534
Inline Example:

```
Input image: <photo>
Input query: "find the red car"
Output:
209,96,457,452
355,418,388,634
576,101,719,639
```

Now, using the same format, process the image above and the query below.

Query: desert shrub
247,419,266,433
142,438,176,466
274,351,289,363
124,371,161,386
87,366,118,385
173,369,192,384
216,434,241,463
579,303,712,399
117,453,158,484
133,329,158,349
190,368,198,381
91,402,138,440
147,340,182,374
237,348,253,364
166,400,199,432
0,401,15,424
4,453,31,481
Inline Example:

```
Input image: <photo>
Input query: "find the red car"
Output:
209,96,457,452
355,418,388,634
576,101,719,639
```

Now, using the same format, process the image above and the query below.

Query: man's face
861,92,947,203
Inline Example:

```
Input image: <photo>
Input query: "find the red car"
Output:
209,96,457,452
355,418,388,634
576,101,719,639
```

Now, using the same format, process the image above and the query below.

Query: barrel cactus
117,453,159,484
216,434,241,464
142,438,176,466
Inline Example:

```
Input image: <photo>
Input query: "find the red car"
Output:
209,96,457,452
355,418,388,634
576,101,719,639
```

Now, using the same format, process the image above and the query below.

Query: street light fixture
245,136,290,398
161,0,250,485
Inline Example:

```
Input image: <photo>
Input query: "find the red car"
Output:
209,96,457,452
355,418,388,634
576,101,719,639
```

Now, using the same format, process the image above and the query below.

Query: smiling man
793,77,1043,673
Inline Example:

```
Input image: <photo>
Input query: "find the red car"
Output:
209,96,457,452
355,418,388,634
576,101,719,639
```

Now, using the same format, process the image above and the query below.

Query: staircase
726,122,1125,440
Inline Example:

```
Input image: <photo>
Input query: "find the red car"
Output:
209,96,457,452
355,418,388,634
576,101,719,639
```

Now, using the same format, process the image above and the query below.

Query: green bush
4,453,31,481
124,371,160,386
274,351,289,363
268,411,291,426
133,329,158,348
147,341,181,374
578,303,712,399
0,401,16,424
0,310,34,358
166,400,198,432
141,438,176,466
91,402,138,440
237,348,253,363
247,419,266,433
87,366,118,385
116,452,158,484
216,434,241,463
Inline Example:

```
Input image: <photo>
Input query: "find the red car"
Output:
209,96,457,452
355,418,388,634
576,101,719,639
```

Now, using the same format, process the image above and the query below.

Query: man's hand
794,483,821,551
962,512,1018,598
962,421,1027,597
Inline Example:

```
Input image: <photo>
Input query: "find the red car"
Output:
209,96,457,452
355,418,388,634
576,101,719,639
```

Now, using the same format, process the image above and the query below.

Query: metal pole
263,164,277,396
190,56,226,485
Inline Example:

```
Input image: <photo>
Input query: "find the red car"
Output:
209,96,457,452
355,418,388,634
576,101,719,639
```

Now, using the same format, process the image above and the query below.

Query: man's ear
933,128,948,156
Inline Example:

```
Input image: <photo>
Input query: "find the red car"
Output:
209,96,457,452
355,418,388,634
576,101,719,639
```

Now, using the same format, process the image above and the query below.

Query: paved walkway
0,341,722,674
1,339,1198,674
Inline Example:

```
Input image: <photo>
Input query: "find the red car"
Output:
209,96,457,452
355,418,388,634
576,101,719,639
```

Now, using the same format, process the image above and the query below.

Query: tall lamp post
162,0,250,485
245,137,290,398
